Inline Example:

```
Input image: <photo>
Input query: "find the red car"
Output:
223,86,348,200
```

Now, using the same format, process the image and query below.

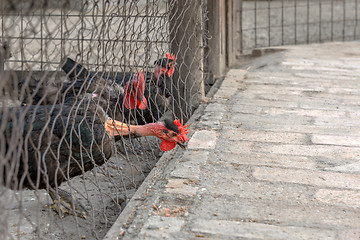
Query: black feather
1,101,113,190
60,57,172,125
164,119,179,133
61,57,89,80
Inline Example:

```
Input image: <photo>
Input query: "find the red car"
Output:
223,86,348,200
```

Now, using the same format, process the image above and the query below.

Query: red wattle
137,96,148,110
124,93,136,110
166,67,175,77
160,141,176,151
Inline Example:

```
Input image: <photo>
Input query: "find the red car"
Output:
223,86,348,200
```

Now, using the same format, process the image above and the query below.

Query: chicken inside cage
0,0,196,239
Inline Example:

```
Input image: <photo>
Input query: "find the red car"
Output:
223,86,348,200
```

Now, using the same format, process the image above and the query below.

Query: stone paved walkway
105,41,360,240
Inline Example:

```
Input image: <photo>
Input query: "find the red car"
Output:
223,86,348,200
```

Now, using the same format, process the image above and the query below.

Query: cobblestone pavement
105,41,360,240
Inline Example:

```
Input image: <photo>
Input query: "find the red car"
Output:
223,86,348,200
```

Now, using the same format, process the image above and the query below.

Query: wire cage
241,0,360,54
0,0,208,239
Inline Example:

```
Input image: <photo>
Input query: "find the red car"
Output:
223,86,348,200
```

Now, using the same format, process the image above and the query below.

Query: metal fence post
169,0,205,121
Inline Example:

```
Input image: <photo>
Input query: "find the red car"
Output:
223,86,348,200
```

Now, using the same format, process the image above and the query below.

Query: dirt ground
2,137,163,240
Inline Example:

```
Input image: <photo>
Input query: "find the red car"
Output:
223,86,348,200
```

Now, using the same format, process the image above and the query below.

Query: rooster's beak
177,142,186,149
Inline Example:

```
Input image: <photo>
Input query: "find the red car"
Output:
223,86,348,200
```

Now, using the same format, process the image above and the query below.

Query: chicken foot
48,188,88,219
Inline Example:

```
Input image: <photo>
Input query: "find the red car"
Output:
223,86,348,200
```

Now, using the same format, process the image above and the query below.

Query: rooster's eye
170,132,177,137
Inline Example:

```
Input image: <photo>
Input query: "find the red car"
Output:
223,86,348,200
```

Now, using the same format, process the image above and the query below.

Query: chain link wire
0,0,208,239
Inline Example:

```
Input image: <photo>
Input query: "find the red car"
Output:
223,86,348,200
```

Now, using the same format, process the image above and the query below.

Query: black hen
0,95,189,217
61,54,176,125
1,98,112,216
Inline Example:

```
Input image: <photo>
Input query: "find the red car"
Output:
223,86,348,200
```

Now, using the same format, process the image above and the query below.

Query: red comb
174,119,190,143
123,70,147,110
135,71,147,110
159,119,190,151
166,53,176,61
123,81,135,110
164,53,176,77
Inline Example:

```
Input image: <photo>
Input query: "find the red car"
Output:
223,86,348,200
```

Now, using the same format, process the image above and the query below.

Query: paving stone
295,72,360,81
234,93,348,109
245,71,294,79
197,111,224,129
187,130,218,150
203,177,317,204
216,152,316,169
296,69,360,78
253,143,360,159
316,189,360,208
170,151,209,180
327,87,360,95
138,216,186,240
232,97,299,108
299,101,360,111
246,84,327,94
291,66,360,76
181,150,210,163
226,69,248,79
222,129,308,144
191,219,336,240
220,141,360,161
200,160,250,183
204,103,227,113
248,73,360,84
199,111,224,121
314,117,360,127
231,104,346,118
314,116,360,126
214,70,246,100
311,134,360,147
340,229,360,240
217,141,254,154
229,113,313,126
282,58,348,68
253,167,360,190
192,195,360,229
165,179,197,196
170,161,202,180
308,93,360,104
327,161,360,173
238,121,360,136
214,88,237,99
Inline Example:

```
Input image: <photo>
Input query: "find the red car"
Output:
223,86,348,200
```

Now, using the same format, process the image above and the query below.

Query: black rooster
60,53,176,125
0,95,189,217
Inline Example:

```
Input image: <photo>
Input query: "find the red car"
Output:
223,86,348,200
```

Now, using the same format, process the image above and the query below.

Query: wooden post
226,0,243,67
207,0,227,83
169,0,205,121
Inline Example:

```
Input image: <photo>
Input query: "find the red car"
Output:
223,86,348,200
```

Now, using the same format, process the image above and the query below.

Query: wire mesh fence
0,0,206,239
241,0,360,54
4,0,359,239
